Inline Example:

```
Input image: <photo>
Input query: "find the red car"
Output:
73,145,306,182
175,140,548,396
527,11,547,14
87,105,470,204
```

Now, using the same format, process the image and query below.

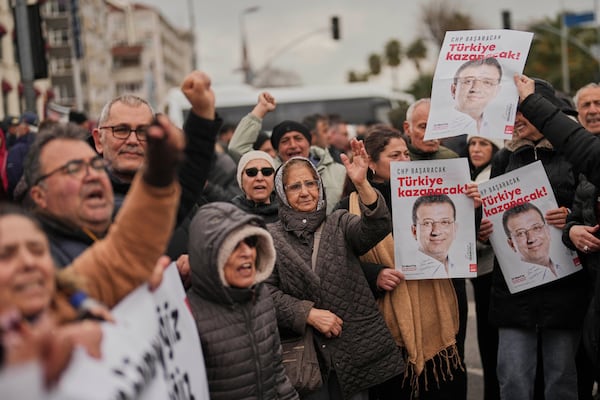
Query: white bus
162,82,414,130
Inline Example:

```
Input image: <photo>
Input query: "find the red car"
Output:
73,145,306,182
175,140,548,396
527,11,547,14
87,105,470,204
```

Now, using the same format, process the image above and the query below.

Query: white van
163,82,414,130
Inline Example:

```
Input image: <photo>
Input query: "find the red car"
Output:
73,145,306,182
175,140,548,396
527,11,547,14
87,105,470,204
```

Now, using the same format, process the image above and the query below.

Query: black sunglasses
245,167,274,177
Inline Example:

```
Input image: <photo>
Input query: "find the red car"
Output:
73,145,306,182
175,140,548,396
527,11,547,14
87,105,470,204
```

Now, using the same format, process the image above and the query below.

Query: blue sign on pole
564,12,595,27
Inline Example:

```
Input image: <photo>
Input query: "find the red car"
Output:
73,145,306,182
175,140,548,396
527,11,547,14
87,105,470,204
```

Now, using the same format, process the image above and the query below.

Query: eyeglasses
98,124,149,141
35,156,109,185
456,77,499,88
245,167,274,177
417,218,455,230
236,235,258,249
285,180,319,193
511,223,546,240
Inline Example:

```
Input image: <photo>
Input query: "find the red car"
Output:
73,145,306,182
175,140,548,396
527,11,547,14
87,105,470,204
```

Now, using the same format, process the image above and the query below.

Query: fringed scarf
350,192,463,395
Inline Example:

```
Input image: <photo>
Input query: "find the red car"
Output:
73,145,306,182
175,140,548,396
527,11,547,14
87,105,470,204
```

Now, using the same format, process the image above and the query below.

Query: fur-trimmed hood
188,202,276,305
505,136,554,152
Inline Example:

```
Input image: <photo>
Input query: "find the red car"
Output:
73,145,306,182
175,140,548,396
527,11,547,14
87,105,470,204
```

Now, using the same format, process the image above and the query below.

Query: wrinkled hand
569,224,600,254
545,207,568,230
341,138,369,186
478,218,493,242
307,308,343,338
148,255,171,292
143,114,186,187
251,92,276,119
514,73,535,103
466,182,482,208
176,254,192,289
376,268,405,291
181,71,215,119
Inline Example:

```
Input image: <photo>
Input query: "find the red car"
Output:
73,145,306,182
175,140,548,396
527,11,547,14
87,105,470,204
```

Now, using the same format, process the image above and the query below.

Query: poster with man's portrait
479,161,581,293
390,158,477,279
424,29,533,142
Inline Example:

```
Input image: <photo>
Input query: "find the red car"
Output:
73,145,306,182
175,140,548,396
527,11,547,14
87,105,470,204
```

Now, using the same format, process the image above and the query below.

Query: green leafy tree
387,100,410,131
368,53,382,76
385,39,402,90
406,38,428,74
406,73,434,100
347,70,369,82
525,15,600,95
421,0,476,47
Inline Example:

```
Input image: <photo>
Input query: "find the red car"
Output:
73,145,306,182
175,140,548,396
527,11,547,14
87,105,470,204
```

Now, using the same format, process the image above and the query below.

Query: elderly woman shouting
265,139,404,400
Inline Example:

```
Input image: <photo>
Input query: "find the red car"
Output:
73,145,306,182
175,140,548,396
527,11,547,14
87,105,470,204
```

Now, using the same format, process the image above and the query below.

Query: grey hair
405,98,431,125
97,94,154,125
573,82,600,109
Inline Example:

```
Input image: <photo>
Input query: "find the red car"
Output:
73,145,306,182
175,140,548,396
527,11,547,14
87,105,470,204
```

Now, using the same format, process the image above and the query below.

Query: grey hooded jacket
187,202,298,400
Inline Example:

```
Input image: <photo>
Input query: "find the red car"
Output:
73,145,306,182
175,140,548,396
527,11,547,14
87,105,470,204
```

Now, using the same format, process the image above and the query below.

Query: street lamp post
240,6,260,85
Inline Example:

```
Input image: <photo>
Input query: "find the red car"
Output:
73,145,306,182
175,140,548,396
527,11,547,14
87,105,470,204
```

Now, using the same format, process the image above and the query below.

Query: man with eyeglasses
24,123,114,267
502,202,566,285
92,71,222,219
23,71,220,268
411,194,458,279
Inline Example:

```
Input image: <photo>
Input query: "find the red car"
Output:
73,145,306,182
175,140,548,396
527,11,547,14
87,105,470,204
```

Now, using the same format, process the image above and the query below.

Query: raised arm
514,73,600,186
178,71,221,223
228,92,276,163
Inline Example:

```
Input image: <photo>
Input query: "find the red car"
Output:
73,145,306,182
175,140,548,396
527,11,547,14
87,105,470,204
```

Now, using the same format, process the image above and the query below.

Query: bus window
163,83,414,130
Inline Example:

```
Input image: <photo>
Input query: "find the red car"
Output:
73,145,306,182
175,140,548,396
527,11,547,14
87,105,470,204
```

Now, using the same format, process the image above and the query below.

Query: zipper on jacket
242,305,264,397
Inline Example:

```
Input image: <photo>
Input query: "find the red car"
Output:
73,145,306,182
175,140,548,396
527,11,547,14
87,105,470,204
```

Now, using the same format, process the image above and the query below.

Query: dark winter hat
270,120,311,150
19,111,38,126
533,78,577,117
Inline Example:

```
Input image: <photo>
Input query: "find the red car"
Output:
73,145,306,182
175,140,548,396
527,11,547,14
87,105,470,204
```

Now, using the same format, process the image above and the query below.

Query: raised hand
513,73,535,103
181,70,216,120
251,92,276,119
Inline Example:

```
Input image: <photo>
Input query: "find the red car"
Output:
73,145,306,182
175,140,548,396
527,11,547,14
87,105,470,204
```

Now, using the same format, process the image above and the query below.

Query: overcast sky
136,0,596,89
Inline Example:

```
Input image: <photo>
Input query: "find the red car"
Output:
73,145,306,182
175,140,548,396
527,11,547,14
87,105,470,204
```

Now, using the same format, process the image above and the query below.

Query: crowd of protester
1,67,600,400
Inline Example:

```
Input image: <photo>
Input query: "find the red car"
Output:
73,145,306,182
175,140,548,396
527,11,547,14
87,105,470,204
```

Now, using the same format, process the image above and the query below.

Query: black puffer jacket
489,136,588,329
563,174,600,282
520,92,600,187
265,158,404,399
187,202,298,400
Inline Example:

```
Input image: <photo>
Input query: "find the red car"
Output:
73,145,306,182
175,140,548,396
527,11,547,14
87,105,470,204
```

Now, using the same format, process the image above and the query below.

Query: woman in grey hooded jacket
187,201,298,400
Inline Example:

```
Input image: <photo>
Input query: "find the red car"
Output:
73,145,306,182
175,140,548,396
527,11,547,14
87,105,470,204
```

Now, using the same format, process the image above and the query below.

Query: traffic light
331,16,340,40
502,10,512,30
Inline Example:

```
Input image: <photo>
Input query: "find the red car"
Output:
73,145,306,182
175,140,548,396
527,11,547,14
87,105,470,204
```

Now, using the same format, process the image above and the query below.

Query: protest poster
424,29,533,142
53,264,210,400
390,158,477,279
479,161,581,293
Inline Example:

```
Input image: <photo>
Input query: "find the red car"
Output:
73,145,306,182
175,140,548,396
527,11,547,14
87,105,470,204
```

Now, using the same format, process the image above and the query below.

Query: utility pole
240,6,260,85
187,0,197,68
14,0,36,112
561,12,570,93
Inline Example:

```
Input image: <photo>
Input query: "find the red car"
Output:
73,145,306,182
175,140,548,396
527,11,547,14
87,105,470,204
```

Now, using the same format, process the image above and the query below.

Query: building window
49,58,72,74
42,0,68,16
116,81,142,93
47,29,70,47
